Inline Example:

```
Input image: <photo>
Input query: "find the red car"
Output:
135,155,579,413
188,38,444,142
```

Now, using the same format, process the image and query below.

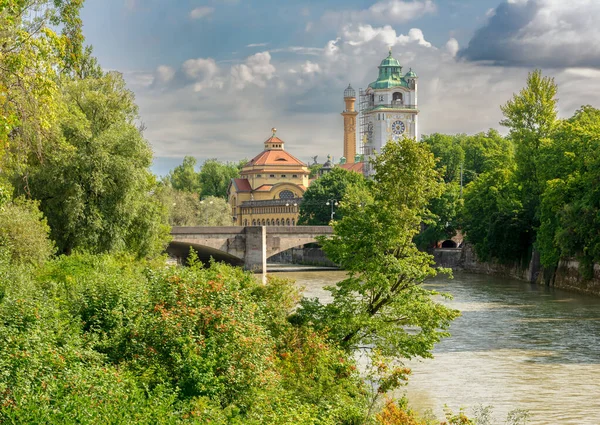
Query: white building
359,50,418,175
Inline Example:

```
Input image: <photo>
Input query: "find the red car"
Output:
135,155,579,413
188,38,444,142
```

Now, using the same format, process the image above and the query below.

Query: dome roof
405,68,417,78
379,51,401,68
344,84,356,98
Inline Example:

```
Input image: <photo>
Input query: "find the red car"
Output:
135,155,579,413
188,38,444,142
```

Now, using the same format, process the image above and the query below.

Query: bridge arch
167,240,244,267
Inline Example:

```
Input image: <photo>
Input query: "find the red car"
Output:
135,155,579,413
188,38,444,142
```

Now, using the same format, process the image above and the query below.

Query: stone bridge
168,226,334,276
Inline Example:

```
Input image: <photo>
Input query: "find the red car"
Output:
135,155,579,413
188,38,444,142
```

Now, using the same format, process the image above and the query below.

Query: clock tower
359,50,418,175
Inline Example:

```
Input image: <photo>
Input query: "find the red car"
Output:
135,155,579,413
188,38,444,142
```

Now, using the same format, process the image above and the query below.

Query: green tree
298,167,368,225
500,69,558,230
197,196,233,226
536,106,600,273
199,159,241,199
294,138,459,361
23,72,170,257
0,197,55,266
168,156,201,193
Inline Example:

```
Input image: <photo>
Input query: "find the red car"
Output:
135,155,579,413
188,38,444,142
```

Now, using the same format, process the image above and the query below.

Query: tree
294,138,459,361
23,72,170,257
0,197,55,266
199,159,241,199
197,196,233,226
167,156,201,193
536,106,600,273
500,69,558,231
298,167,368,225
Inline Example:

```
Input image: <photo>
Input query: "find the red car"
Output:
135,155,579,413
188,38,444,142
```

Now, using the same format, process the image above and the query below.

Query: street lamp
325,199,339,221
200,198,214,225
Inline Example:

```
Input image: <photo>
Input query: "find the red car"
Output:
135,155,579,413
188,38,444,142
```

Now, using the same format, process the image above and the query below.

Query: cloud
342,25,433,48
190,6,214,19
247,43,268,48
445,38,459,57
181,58,223,91
230,52,276,89
154,65,175,84
323,0,436,26
460,0,600,68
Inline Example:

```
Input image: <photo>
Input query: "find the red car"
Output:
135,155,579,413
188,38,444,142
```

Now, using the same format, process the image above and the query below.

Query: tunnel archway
167,241,244,267
441,239,458,248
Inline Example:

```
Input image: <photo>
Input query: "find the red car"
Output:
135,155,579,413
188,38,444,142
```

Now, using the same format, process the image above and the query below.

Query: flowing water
278,269,600,424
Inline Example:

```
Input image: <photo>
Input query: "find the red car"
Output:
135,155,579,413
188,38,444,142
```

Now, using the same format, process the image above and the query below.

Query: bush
0,197,55,266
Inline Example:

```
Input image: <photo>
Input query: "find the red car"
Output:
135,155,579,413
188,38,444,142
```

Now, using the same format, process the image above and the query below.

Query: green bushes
0,253,370,423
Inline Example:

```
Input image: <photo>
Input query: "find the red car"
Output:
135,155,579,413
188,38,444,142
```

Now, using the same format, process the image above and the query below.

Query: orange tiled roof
246,149,306,167
254,184,274,192
232,178,252,192
339,162,365,174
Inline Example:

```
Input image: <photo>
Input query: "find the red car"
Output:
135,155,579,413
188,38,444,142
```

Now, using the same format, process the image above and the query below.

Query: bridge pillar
244,226,267,283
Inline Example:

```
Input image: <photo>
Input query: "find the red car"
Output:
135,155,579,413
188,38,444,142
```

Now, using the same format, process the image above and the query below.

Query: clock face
392,120,405,135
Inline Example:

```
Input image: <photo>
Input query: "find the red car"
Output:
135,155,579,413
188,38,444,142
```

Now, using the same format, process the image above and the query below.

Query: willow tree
295,138,459,360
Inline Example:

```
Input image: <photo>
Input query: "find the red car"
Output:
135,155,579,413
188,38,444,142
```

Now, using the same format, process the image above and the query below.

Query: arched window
261,219,265,226
292,219,295,226
252,220,256,226
286,219,290,226
393,92,403,103
276,219,280,226
244,219,247,226
266,219,271,226
279,190,294,199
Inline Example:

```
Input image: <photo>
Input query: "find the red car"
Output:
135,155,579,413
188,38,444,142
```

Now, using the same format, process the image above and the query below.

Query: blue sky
80,0,600,175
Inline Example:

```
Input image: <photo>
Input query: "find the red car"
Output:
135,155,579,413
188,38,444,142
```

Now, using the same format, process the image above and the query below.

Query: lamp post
200,198,214,225
325,199,339,221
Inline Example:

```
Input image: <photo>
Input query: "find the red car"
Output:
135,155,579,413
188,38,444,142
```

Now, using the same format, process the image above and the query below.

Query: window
279,190,294,199
379,95,384,102
281,174,286,178
286,219,290,226
292,174,298,178
270,174,275,178
292,219,295,226
252,220,256,225
267,219,271,226
276,219,280,226
257,174,262,177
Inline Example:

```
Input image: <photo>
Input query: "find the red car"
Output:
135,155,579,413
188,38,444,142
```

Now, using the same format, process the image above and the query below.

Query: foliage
168,156,202,193
415,182,461,250
0,253,371,423
298,167,369,225
0,197,54,266
536,106,600,271
21,72,170,257
309,162,323,178
157,186,232,226
294,138,459,363
199,158,243,199
197,195,233,226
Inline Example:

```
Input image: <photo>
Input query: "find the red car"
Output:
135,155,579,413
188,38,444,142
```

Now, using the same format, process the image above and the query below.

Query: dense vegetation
422,70,600,278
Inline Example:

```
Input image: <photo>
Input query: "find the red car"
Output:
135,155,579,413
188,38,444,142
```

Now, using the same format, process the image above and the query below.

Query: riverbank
433,245,600,297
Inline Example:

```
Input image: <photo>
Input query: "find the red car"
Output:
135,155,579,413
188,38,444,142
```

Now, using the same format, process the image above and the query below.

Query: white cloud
324,0,436,26
190,6,214,19
342,25,433,48
155,65,175,84
247,43,268,47
301,61,321,74
181,58,223,91
230,52,276,89
445,38,459,57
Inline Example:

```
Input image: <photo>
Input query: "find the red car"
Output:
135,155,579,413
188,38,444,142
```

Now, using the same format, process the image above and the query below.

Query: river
278,269,600,424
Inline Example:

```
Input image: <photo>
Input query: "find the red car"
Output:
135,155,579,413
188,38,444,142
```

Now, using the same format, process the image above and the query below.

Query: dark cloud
459,0,600,68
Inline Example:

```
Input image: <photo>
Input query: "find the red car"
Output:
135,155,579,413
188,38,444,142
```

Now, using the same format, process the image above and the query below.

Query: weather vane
271,127,277,136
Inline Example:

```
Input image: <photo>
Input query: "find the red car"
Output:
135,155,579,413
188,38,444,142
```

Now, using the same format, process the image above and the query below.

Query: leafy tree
0,197,54,266
199,159,241,199
197,196,233,226
461,129,513,185
294,138,459,361
308,163,323,179
414,182,461,250
536,106,600,273
298,167,368,225
23,72,170,257
500,69,558,232
422,133,465,184
168,156,201,193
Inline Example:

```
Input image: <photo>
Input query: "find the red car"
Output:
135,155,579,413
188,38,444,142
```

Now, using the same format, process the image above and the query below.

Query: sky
80,0,600,175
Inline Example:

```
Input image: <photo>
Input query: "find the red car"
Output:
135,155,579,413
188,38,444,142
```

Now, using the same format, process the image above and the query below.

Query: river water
280,269,600,424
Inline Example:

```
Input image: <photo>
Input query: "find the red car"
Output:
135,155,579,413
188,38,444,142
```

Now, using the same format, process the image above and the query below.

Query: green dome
380,51,401,68
405,69,417,78
369,50,407,90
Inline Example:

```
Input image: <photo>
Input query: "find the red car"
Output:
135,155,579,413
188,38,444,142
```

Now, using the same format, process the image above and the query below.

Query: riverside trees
295,137,460,360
